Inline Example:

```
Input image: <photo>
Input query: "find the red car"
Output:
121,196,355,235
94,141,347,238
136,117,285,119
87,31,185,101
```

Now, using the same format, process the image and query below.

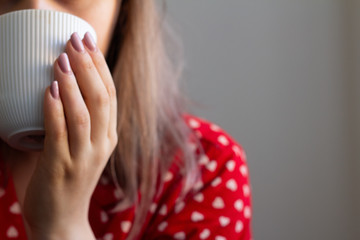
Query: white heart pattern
210,124,221,132
219,216,230,227
232,145,242,156
150,203,157,213
175,201,185,213
194,180,204,191
215,236,226,240
240,165,248,177
226,179,238,191
199,155,210,165
234,199,244,212
194,193,204,202
212,197,225,209
226,160,236,171
103,233,114,240
174,231,186,240
9,202,21,214
158,221,168,232
235,220,244,233
159,205,167,215
189,119,200,128
211,177,222,187
217,135,229,146
191,211,204,222
100,211,109,223
121,221,132,233
199,229,211,239
7,226,18,238
244,206,252,219
243,184,251,197
206,160,217,172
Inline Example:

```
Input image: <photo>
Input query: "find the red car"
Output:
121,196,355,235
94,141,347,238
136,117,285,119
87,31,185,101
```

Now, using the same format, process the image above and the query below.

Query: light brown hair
104,0,199,238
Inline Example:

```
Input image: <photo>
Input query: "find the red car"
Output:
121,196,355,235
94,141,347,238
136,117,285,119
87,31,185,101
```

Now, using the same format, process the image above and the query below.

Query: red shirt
0,116,252,240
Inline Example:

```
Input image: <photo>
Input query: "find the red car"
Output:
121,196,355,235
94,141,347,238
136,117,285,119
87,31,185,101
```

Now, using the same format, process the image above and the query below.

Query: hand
22,32,118,239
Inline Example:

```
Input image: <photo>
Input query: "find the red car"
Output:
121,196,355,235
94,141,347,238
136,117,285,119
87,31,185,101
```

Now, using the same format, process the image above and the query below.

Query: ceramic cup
0,9,97,151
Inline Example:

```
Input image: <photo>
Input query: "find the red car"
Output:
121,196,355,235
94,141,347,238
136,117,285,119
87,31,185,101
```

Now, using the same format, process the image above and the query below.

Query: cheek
90,19,113,54
81,2,120,55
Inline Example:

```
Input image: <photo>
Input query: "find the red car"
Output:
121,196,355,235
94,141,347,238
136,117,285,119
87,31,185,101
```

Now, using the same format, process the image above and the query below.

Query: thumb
43,81,68,154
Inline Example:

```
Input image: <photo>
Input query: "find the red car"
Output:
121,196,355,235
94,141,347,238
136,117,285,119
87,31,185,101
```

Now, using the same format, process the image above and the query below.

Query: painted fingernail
58,53,72,73
50,81,59,99
70,32,85,52
84,32,97,52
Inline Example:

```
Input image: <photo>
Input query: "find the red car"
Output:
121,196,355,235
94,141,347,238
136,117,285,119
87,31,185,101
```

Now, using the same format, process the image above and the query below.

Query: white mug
0,9,97,151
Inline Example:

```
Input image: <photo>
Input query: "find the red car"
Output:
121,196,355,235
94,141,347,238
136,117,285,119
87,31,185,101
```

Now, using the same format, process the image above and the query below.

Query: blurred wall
166,0,357,239
350,0,360,238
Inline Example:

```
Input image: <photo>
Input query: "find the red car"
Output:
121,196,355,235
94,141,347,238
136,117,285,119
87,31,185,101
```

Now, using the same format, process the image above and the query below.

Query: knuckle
93,55,104,68
77,54,94,71
95,91,110,106
109,132,118,148
74,111,90,127
107,84,117,100
52,128,67,141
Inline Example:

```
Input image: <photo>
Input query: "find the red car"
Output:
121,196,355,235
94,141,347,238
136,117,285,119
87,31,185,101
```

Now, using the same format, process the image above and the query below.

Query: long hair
104,0,199,238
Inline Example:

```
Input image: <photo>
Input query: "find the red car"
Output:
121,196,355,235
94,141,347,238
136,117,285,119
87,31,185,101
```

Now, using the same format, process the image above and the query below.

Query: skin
0,0,121,239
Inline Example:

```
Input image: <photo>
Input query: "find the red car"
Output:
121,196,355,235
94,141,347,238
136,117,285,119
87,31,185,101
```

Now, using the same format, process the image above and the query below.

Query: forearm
29,222,96,240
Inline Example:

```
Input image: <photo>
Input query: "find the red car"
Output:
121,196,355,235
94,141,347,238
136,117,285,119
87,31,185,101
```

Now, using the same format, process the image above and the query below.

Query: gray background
166,1,358,239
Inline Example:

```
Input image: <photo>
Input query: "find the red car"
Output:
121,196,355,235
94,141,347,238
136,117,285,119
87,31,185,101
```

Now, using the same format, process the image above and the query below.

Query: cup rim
0,9,91,28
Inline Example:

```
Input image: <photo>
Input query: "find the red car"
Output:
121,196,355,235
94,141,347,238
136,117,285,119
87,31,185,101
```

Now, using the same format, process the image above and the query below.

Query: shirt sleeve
144,133,253,240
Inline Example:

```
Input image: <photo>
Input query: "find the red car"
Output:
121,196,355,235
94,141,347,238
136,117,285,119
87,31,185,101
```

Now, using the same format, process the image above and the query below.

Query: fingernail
84,32,97,52
50,81,59,99
70,32,85,52
58,53,72,73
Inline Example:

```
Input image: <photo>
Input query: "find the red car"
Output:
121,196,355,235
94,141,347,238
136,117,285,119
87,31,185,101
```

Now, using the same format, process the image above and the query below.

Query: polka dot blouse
0,115,252,239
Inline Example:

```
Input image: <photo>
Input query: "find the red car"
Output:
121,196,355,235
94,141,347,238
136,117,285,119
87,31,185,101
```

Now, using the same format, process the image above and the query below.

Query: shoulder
183,114,250,205
184,114,248,168
144,115,252,239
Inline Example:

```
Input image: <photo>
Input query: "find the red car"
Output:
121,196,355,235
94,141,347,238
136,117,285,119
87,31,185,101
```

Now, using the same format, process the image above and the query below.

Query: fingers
82,32,118,144
50,32,117,158
54,53,91,155
65,33,110,145
43,81,68,155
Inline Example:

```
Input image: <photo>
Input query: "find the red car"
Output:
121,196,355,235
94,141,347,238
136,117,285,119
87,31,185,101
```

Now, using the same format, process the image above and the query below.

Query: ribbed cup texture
0,9,97,150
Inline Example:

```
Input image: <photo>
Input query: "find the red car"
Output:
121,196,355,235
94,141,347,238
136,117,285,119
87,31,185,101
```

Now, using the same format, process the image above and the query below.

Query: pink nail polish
84,32,97,51
50,81,59,99
58,53,72,73
70,32,85,52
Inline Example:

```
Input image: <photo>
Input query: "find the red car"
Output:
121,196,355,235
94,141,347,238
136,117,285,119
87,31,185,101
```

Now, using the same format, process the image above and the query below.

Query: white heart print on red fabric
121,221,131,233
191,211,204,222
234,199,244,212
174,231,186,240
226,179,238,191
211,177,222,187
103,233,113,240
9,202,21,214
206,160,217,172
199,229,211,239
219,216,230,227
226,160,236,171
7,226,19,238
212,197,225,209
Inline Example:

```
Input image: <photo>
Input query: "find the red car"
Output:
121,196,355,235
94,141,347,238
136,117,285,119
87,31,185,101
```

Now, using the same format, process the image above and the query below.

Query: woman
0,0,252,239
